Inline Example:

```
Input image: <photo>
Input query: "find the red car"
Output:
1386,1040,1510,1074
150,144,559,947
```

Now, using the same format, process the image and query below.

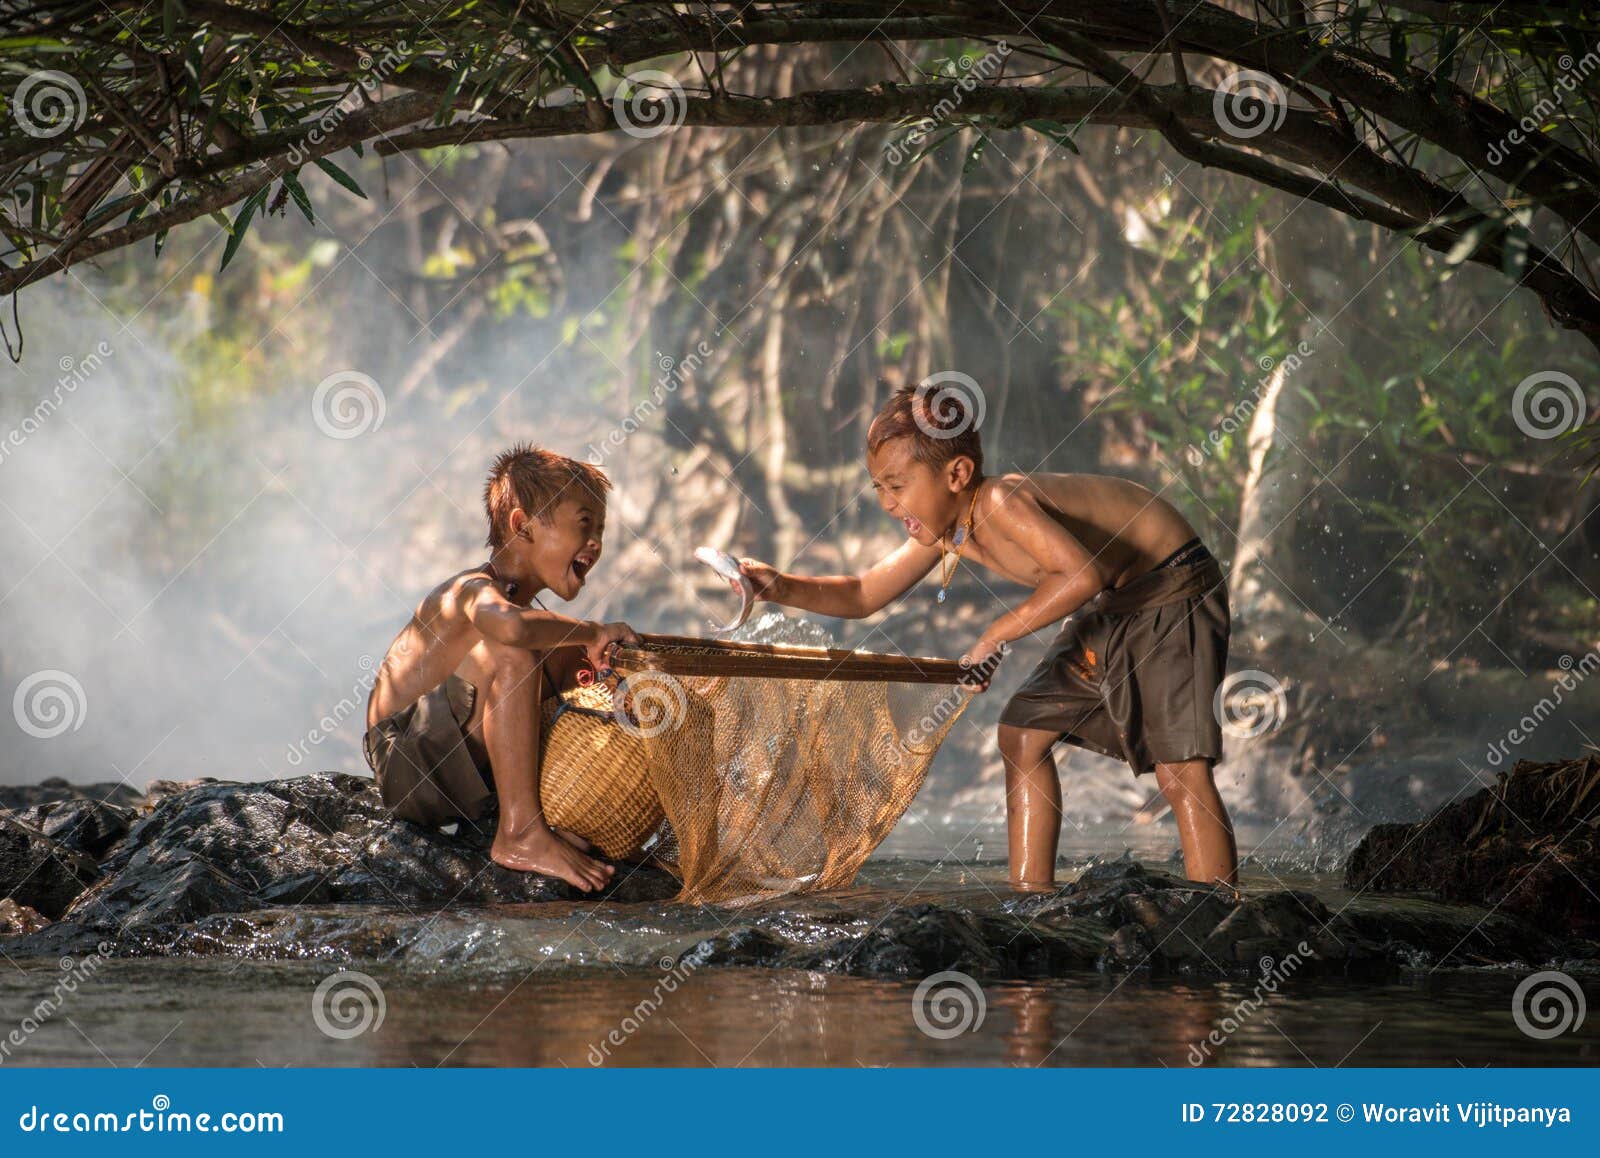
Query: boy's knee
999,724,1052,764
485,643,540,687
1156,759,1214,797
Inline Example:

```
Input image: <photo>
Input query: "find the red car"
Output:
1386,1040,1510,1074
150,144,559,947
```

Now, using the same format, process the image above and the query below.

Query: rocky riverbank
2,762,1595,979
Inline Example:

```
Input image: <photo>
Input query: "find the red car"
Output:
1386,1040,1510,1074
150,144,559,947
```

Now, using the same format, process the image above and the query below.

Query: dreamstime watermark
612,69,687,139
912,970,986,1039
1511,970,1587,1040
11,70,87,139
585,954,700,1065
1186,943,1313,1064
1212,69,1288,139
892,644,1008,765
883,42,1012,165
286,654,382,767
613,671,688,738
16,1096,284,1134
311,970,386,1040
311,369,386,438
12,669,87,740
1485,45,1600,166
0,341,114,469
913,371,986,440
587,342,714,465
285,41,412,168
0,943,114,1065
1511,370,1586,440
1213,669,1287,739
1484,649,1600,767
1187,339,1316,465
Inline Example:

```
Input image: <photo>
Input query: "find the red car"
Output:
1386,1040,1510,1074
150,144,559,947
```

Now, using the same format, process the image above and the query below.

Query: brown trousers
999,551,1231,774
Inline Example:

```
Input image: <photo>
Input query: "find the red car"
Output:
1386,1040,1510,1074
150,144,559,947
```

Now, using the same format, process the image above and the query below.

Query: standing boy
739,387,1237,892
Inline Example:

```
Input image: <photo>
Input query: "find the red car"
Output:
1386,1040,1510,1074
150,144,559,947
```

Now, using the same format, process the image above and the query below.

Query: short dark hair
867,382,985,476
483,443,611,549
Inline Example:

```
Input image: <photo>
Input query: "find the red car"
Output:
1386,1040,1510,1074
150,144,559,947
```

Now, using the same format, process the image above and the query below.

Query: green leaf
1021,117,1083,154
218,187,269,272
1389,25,1408,73
1444,218,1495,265
162,0,185,38
963,133,989,173
1435,26,1460,99
1502,223,1529,279
281,170,315,224
547,44,602,102
314,157,367,199
1348,1,1367,41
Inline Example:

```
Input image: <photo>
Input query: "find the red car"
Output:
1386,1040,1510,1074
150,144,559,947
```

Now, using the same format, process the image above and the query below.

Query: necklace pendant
951,527,967,548
937,589,947,604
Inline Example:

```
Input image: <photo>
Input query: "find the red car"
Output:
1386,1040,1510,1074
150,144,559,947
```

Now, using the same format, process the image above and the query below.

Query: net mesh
541,634,970,905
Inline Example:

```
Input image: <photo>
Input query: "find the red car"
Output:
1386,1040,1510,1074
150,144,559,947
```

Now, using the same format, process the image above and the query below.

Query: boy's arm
962,488,1107,665
740,537,942,620
460,578,638,667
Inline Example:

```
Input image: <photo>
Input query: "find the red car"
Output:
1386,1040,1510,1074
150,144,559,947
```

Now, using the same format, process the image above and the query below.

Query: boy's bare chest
956,537,1047,589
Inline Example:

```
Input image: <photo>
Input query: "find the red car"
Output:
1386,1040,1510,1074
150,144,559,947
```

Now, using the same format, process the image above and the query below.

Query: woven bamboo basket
538,682,666,860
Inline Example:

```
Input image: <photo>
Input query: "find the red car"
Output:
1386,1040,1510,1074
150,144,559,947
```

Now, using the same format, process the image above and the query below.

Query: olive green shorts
363,676,494,826
999,549,1231,774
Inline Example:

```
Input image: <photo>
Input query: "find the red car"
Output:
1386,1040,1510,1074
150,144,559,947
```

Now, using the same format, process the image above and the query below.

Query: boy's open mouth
570,555,595,583
902,516,923,537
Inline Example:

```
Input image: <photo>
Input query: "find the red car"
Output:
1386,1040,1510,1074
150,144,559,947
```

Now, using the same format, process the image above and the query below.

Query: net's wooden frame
612,634,969,684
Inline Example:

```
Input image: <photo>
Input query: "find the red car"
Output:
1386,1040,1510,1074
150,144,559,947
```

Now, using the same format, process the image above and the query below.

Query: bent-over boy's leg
998,723,1064,891
1154,758,1237,889
478,639,615,891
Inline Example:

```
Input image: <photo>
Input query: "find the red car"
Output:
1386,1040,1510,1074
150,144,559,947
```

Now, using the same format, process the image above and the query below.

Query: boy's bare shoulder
420,566,498,620
975,472,1050,520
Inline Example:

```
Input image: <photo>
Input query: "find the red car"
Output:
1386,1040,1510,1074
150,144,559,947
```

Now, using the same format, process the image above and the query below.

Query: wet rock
1005,858,1567,977
1,772,1593,980
7,773,676,946
0,777,145,811
0,898,50,937
7,851,1585,981
0,814,100,918
142,777,224,807
70,858,257,941
1333,894,1561,969
778,903,1002,976
1004,858,1193,924
13,799,135,859
1344,756,1600,939
687,927,793,969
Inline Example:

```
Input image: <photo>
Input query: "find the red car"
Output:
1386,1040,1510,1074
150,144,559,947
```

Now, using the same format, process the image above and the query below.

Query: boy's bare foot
552,826,595,853
492,823,615,891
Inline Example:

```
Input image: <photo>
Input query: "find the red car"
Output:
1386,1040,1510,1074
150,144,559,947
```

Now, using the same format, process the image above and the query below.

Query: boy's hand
588,621,641,670
959,635,1007,693
738,558,785,602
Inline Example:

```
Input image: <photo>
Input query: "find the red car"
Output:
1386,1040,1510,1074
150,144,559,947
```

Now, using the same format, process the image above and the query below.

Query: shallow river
3,840,1597,1068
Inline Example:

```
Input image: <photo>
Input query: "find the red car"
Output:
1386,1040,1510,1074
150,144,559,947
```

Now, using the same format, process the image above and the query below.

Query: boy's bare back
366,568,514,734
970,472,1199,592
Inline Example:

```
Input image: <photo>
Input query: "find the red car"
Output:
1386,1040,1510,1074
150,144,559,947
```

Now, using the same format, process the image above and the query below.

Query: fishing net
539,634,972,905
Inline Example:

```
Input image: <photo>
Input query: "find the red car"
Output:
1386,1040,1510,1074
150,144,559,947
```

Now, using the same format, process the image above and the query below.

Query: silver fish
693,545,756,633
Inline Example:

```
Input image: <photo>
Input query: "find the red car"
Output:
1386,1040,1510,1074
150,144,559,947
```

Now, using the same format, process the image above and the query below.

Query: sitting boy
739,386,1237,893
364,443,638,892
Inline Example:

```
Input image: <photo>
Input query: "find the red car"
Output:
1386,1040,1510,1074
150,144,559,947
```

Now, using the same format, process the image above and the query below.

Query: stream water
3,830,1597,1067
